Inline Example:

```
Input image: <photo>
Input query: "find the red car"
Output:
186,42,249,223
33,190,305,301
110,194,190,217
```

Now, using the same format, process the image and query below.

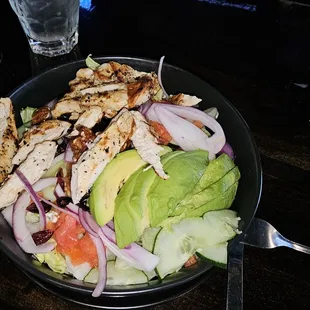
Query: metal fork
241,218,310,254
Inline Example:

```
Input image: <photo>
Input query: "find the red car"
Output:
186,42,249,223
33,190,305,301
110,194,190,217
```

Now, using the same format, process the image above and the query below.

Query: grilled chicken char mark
12,120,71,165
0,98,18,184
71,109,136,203
0,141,57,209
71,109,169,203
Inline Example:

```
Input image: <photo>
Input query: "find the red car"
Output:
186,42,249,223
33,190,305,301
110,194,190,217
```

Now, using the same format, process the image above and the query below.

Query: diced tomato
192,120,204,129
149,121,172,145
184,255,197,268
53,213,97,267
46,221,57,231
149,118,204,146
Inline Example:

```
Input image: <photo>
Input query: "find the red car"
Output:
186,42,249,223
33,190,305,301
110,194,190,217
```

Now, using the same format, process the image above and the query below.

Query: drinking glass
8,0,80,57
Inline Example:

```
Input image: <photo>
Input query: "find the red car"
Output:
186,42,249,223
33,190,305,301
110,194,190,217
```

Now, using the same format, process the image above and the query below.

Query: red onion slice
154,104,226,154
67,202,79,215
138,101,152,115
54,183,66,198
12,178,57,254
64,143,74,163
89,235,107,297
83,212,159,272
106,220,115,230
154,105,209,152
144,104,160,123
15,170,46,230
78,209,98,237
158,56,168,98
219,142,235,159
40,198,79,220
83,211,101,234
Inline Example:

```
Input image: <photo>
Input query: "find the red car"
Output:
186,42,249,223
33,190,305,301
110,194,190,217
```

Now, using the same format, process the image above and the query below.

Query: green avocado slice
148,150,210,227
114,151,183,249
89,147,172,226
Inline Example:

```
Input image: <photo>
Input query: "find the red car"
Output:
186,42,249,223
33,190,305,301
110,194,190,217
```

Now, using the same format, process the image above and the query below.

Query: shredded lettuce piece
204,107,219,119
152,88,163,101
17,106,37,139
86,54,100,70
35,240,67,274
20,107,36,124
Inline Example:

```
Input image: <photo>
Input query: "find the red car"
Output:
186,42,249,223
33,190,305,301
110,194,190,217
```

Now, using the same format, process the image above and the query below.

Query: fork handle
281,237,310,255
226,242,244,310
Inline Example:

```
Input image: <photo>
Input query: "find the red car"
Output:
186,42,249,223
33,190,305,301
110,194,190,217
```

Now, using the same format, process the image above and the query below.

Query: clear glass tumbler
8,0,80,57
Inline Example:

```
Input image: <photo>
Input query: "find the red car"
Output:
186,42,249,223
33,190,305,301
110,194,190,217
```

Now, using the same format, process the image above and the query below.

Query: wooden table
0,0,309,309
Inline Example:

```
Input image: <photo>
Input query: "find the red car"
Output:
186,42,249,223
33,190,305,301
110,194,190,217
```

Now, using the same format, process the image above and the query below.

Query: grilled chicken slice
79,83,127,96
168,93,202,106
130,111,168,179
13,120,71,165
0,141,57,209
52,61,161,119
51,99,83,118
0,98,18,184
71,109,135,203
80,89,128,118
109,61,152,83
74,106,103,129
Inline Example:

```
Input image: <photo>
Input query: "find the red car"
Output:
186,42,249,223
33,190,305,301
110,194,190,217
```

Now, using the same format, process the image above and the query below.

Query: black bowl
0,57,262,308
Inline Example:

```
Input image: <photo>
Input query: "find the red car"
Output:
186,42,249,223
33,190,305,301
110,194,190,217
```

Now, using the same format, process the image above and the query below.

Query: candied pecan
31,106,51,125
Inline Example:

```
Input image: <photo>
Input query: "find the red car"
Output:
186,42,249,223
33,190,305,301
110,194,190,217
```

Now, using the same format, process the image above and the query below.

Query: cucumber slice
174,210,240,246
154,228,193,279
144,269,157,281
84,262,148,285
114,257,132,271
154,210,240,279
141,227,160,253
106,261,148,285
106,248,116,261
197,242,228,268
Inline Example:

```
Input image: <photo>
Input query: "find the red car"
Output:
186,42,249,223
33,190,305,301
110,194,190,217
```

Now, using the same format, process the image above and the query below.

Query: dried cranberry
56,196,73,208
32,229,53,245
26,201,51,213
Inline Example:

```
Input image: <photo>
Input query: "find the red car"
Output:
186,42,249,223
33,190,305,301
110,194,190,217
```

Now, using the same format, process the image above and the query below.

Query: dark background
0,0,310,309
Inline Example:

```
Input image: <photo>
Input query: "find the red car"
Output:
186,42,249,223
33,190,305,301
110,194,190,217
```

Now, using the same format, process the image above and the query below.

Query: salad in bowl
0,56,241,297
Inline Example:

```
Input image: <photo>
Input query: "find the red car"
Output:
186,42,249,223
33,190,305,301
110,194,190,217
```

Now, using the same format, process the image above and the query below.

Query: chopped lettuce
20,107,37,124
18,106,37,139
35,241,67,274
204,107,219,119
152,88,163,101
86,54,100,70
65,256,92,280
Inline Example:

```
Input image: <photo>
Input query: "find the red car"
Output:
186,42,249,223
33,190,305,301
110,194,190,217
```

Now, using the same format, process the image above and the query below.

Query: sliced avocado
174,165,240,216
191,153,235,194
114,151,183,249
148,150,210,227
186,182,239,218
89,147,172,226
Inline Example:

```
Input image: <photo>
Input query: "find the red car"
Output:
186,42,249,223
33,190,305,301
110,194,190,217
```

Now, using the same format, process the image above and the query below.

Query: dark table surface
0,0,310,309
